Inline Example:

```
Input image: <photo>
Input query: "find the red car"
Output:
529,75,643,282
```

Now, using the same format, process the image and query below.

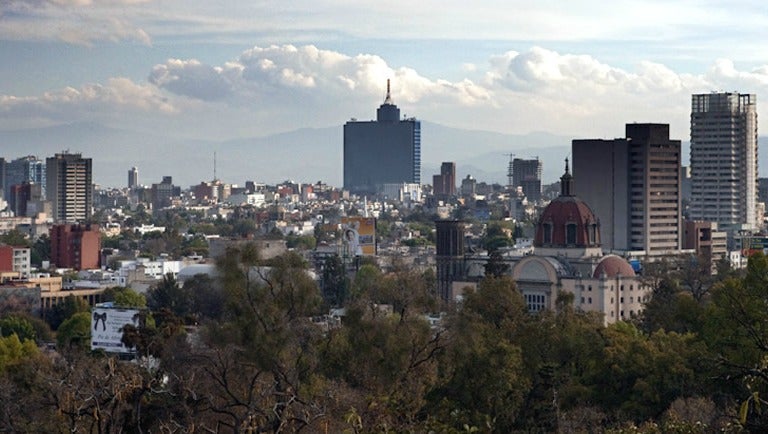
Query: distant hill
0,121,757,189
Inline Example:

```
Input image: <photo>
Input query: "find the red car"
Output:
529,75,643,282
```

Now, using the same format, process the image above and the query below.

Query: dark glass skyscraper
343,80,421,195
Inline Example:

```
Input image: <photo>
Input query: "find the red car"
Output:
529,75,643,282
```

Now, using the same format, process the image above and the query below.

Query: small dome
593,255,635,278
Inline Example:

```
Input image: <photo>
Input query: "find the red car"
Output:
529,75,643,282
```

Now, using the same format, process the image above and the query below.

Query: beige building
573,124,682,256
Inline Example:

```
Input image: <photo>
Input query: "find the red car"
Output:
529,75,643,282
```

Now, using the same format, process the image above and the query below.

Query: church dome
593,255,635,278
533,159,601,249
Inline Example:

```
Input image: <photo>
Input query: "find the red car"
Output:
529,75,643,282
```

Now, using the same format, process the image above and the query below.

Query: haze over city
3,1,768,186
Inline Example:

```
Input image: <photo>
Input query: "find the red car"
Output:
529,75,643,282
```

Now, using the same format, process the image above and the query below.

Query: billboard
341,217,376,256
741,237,768,257
91,307,142,353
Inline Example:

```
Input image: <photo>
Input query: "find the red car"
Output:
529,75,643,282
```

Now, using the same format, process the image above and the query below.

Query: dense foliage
3,248,768,432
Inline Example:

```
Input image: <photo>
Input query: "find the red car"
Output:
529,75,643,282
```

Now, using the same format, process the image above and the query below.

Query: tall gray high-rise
46,152,93,223
690,92,758,234
344,80,421,195
573,124,681,255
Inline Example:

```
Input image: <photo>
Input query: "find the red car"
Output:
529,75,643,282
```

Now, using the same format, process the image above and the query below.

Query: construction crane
504,153,516,190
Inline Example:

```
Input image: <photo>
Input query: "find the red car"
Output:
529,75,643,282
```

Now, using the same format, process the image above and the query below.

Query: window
524,293,547,312
566,223,577,245
580,297,585,304
543,223,552,244
588,297,592,304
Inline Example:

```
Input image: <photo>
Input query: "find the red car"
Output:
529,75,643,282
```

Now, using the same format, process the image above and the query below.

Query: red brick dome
593,255,635,278
533,159,600,249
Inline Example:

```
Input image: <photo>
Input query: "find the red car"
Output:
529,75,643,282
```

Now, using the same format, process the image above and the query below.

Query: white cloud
0,0,152,45
152,44,491,109
0,77,176,127
5,44,768,142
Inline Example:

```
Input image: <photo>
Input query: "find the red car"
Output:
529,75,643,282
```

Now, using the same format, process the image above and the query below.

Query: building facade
0,245,31,277
46,152,93,223
512,158,543,203
682,220,728,272
9,182,43,218
128,167,139,189
5,156,45,201
441,163,650,324
151,176,178,210
435,220,466,301
690,92,758,235
50,223,101,270
433,162,457,199
344,80,421,195
573,124,682,255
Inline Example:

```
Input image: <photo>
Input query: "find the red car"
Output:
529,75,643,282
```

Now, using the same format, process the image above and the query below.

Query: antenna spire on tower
384,79,393,104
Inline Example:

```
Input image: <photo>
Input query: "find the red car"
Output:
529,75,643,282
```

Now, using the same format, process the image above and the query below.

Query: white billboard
90,307,142,353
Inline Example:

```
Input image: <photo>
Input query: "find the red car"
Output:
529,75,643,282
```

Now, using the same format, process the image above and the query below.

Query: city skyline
3,2,768,140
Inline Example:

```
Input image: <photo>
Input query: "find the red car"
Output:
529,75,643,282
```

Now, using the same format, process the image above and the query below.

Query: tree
0,315,36,342
640,277,705,334
428,277,530,432
701,253,768,429
146,273,190,318
0,334,38,373
675,253,716,302
44,294,90,330
585,322,707,423
102,286,147,308
321,308,445,431
482,220,514,251
56,312,91,351
191,246,329,431
0,229,30,247
30,234,50,267
484,249,510,278
185,273,226,321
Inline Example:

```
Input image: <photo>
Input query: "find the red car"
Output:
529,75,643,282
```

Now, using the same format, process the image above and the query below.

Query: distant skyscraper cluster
343,80,421,195
0,152,95,223
568,92,757,256
5,155,45,201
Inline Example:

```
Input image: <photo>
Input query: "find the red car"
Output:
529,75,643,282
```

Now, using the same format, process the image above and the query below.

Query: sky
3,1,768,149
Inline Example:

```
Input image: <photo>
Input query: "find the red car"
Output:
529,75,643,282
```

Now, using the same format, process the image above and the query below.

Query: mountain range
0,121,760,190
